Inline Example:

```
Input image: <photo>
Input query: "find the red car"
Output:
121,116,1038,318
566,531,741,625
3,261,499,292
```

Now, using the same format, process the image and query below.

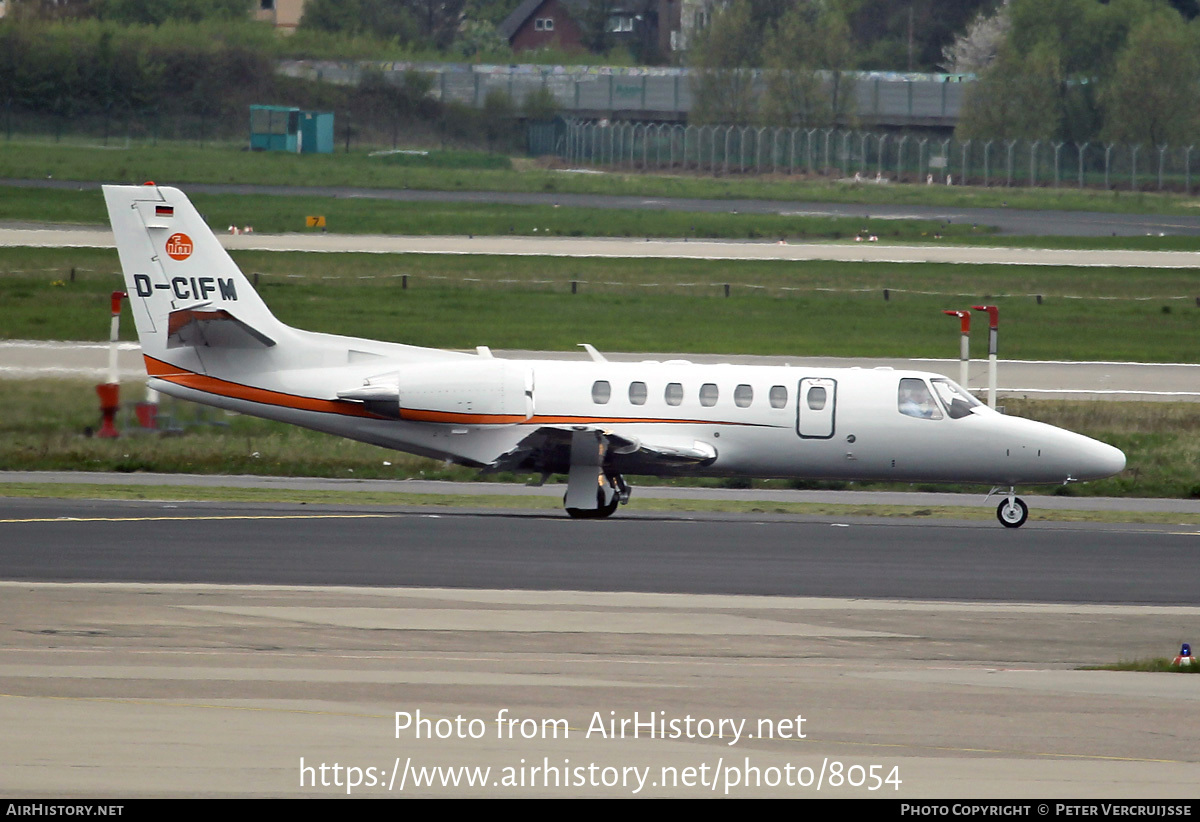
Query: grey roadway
2,497,1199,602
8,223,1200,268
8,176,1200,237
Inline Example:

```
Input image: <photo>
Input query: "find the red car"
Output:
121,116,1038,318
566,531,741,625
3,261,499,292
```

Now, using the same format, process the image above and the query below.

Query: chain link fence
559,121,1200,192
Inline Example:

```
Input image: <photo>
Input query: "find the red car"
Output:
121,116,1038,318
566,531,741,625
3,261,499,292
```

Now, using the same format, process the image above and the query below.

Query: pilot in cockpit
898,379,942,419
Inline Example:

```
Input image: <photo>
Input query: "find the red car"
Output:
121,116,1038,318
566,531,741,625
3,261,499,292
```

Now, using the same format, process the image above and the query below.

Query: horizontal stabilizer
166,306,276,349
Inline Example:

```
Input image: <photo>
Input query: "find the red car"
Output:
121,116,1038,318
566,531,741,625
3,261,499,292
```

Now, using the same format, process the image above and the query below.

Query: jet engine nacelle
396,360,533,424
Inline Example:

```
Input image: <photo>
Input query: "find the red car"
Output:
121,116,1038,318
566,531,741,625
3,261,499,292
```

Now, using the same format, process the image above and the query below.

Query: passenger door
797,378,836,439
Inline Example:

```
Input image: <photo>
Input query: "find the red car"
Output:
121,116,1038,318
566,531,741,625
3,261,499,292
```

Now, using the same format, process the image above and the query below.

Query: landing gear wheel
997,497,1029,528
564,497,619,519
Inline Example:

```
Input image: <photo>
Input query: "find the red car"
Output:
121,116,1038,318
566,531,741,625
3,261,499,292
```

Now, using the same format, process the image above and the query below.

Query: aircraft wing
487,426,717,475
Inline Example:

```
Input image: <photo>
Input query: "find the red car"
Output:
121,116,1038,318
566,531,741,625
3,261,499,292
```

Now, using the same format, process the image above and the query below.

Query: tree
522,85,560,121
480,87,517,150
404,0,467,50
300,0,418,42
96,0,251,25
957,39,1061,140
848,0,994,72
688,0,759,124
577,0,617,55
1102,16,1200,146
2,0,96,20
455,17,508,60
954,0,1172,143
940,0,1010,74
761,1,855,128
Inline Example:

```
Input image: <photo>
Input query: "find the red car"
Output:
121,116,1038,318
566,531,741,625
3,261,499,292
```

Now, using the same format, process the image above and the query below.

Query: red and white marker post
972,304,999,409
942,310,971,389
95,291,127,438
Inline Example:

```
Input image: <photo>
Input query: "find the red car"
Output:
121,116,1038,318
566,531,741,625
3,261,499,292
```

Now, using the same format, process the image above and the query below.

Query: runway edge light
1172,643,1192,667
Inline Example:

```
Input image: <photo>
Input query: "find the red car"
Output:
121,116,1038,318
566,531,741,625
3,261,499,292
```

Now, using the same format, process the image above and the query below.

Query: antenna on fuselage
578,344,608,363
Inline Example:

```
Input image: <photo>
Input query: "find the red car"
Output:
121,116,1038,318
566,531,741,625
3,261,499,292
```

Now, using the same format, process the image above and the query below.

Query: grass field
2,247,1196,362
0,186,992,243
10,184,1200,251
4,141,1200,216
0,380,1196,499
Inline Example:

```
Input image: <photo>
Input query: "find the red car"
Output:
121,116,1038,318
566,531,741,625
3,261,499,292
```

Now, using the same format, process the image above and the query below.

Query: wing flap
487,426,716,474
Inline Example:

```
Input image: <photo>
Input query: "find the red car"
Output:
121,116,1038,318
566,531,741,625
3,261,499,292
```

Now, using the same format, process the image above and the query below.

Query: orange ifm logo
165,233,193,261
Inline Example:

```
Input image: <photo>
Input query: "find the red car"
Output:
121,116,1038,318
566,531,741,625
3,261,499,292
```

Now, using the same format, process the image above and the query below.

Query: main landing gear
563,429,630,519
992,487,1029,528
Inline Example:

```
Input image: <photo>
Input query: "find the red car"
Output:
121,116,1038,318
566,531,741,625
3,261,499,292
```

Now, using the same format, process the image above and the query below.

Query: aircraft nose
1077,437,1126,480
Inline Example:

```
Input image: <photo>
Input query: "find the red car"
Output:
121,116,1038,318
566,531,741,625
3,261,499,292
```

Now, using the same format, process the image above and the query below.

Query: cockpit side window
897,378,943,420
931,378,982,420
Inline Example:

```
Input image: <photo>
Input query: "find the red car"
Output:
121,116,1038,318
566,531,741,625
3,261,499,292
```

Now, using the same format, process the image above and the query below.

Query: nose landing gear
993,487,1029,528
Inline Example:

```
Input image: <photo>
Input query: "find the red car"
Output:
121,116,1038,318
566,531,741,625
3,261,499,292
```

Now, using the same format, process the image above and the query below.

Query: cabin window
931,378,982,419
898,378,943,420
769,385,787,408
699,383,719,407
592,380,611,404
807,386,827,410
665,382,683,406
734,384,753,408
628,381,647,405
534,17,555,31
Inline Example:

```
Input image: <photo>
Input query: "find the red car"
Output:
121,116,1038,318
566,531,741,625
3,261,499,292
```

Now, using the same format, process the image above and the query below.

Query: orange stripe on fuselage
143,355,784,428
143,355,383,419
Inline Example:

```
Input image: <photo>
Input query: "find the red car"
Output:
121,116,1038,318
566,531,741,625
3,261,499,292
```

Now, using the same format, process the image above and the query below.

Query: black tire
565,498,619,519
996,497,1029,528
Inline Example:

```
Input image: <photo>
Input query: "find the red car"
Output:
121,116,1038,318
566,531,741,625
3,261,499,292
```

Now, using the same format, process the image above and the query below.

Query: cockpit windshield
930,378,983,419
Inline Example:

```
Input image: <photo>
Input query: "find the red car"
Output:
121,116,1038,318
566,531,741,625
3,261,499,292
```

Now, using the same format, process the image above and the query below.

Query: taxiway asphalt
1,498,1198,797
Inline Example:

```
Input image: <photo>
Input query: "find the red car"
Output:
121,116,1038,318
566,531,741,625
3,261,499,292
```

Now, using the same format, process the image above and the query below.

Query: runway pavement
6,224,1200,268
3,498,1199,600
2,499,1199,797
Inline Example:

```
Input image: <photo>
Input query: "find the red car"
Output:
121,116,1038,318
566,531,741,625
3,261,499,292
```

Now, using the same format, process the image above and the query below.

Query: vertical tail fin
102,184,284,363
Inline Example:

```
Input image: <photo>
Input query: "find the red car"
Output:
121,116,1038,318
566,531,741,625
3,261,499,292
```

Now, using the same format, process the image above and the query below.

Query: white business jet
104,185,1125,527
